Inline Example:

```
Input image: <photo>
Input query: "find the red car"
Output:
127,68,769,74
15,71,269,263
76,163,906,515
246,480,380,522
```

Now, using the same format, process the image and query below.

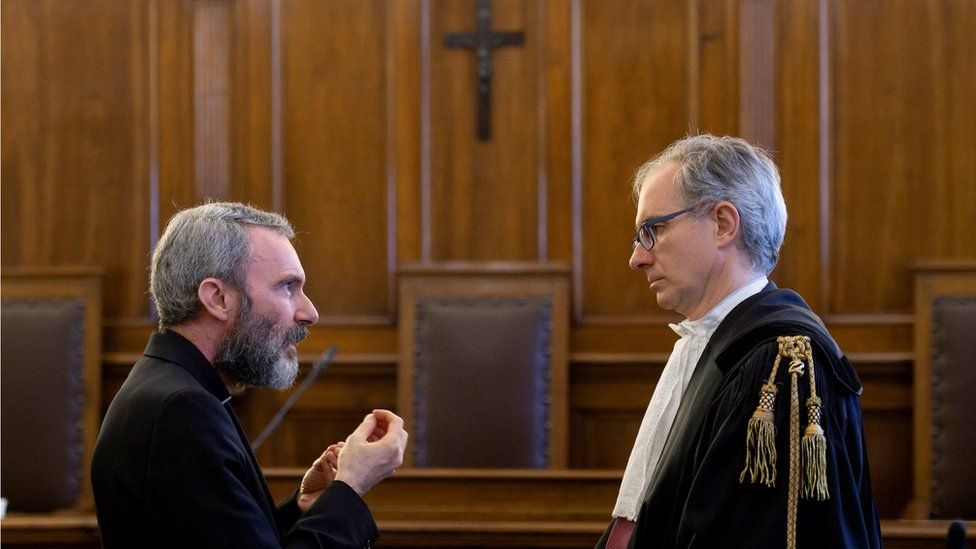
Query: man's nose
296,291,319,326
629,245,653,271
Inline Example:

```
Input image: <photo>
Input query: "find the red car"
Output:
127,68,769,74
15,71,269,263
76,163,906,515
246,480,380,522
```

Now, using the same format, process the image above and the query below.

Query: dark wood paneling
428,0,542,261
570,359,657,468
2,510,976,549
543,0,574,264
3,510,975,549
243,359,398,467
393,1,424,264
192,1,232,199
695,0,739,134
280,0,393,323
157,0,276,211
7,0,974,525
866,410,914,518
578,0,692,322
1,0,151,319
772,0,825,311
230,0,275,208
156,0,197,223
830,0,976,314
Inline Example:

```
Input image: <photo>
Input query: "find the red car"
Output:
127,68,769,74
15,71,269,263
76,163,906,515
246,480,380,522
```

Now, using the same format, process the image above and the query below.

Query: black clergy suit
92,330,378,548
596,284,882,548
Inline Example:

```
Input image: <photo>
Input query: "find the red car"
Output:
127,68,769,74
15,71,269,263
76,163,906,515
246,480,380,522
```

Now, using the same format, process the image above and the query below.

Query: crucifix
443,0,525,140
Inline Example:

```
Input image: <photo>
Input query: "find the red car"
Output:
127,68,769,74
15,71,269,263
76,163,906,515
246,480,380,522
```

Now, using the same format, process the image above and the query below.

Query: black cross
444,0,525,140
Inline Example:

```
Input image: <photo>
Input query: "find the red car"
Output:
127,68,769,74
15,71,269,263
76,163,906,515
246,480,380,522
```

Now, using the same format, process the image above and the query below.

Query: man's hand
297,442,343,512
334,409,408,497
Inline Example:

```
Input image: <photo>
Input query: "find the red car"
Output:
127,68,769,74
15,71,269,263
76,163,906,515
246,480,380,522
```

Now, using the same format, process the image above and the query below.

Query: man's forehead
635,162,680,222
245,227,304,274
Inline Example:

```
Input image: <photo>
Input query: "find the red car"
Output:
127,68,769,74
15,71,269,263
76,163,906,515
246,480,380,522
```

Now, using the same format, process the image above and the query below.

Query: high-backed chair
907,261,976,519
397,264,570,469
1,268,102,512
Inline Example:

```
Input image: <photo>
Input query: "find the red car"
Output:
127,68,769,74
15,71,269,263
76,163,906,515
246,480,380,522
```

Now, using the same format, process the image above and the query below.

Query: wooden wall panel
771,0,825,312
243,360,398,467
578,0,692,322
156,0,278,237
428,0,542,261
543,0,574,264
695,0,739,135
830,0,976,315
192,1,233,199
570,361,659,468
0,0,152,320
280,0,393,323
156,0,196,223
393,1,425,264
6,0,975,522
230,0,275,208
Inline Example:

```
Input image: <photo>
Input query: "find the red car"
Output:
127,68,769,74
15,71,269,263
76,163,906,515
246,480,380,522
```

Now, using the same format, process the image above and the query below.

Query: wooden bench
6,470,969,548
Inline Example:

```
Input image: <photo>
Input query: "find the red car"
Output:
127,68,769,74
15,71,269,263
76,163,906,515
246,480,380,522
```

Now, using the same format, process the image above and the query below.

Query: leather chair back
929,295,976,518
909,262,976,519
1,268,101,512
398,264,570,469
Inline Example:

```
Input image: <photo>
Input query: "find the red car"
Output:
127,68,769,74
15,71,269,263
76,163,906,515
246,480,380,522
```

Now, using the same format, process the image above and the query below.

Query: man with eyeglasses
596,135,881,548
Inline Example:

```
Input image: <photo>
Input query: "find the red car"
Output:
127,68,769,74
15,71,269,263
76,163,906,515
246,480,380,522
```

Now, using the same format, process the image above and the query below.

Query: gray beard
215,297,307,391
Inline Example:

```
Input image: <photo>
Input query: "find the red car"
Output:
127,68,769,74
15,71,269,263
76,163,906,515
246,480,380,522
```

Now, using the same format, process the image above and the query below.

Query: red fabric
607,517,636,549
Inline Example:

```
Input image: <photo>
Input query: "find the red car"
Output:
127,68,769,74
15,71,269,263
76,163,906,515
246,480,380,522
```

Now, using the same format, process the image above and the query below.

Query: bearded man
91,202,407,548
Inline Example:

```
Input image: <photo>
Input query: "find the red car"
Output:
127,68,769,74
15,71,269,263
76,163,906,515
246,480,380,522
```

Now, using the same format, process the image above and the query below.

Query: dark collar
709,281,839,374
143,329,232,404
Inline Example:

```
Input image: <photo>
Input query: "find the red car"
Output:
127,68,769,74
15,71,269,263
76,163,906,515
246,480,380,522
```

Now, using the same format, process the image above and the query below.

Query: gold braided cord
807,339,817,396
767,350,783,385
740,334,831,548
786,357,804,549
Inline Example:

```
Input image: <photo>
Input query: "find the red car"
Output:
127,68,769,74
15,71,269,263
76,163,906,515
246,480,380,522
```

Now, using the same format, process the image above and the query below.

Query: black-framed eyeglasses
631,206,696,252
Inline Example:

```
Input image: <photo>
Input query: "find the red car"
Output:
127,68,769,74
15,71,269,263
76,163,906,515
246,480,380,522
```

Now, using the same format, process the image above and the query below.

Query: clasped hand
297,409,408,511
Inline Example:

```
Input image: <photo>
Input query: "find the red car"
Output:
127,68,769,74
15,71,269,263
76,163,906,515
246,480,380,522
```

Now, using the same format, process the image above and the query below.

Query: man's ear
198,278,240,323
713,201,741,248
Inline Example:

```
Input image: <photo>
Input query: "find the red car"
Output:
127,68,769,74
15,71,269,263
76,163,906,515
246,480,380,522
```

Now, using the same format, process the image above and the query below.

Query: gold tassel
802,423,828,500
739,343,788,487
798,334,829,501
740,382,779,486
802,399,829,500
740,335,828,549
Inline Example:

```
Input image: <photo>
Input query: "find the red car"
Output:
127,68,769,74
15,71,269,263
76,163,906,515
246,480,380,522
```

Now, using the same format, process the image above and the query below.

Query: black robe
596,284,882,548
92,330,379,548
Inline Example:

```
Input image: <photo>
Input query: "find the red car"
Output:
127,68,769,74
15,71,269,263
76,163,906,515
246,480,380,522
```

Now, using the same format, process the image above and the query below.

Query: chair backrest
397,264,569,469
1,268,101,512
909,261,976,519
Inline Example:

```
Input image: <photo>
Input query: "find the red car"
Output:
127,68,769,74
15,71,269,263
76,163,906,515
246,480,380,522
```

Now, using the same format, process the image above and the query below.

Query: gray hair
632,134,787,274
150,202,295,329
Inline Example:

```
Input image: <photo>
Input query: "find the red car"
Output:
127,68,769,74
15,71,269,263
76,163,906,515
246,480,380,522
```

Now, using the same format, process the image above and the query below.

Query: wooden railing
4,470,974,548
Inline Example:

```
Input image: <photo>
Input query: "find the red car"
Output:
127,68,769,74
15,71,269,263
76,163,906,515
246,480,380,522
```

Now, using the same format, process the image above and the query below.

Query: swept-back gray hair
632,134,787,274
150,202,294,329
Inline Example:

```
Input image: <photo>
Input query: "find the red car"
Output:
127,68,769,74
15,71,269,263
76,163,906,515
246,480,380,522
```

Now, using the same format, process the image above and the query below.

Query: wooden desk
4,470,974,548
1,514,100,548
266,468,620,524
